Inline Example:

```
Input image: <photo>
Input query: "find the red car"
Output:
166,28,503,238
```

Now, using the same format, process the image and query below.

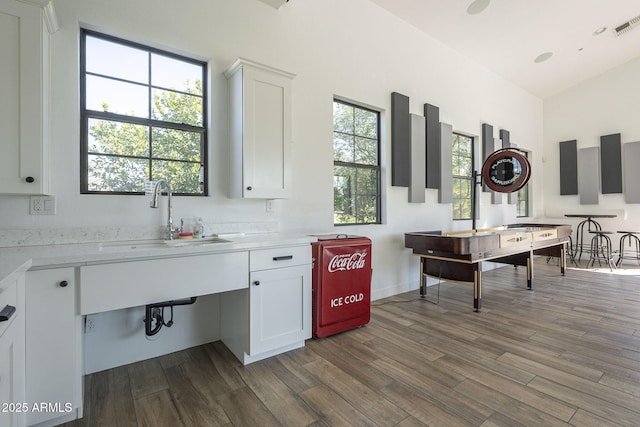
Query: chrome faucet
149,179,177,240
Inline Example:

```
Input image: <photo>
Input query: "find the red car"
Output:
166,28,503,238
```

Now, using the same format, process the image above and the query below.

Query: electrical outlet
84,314,98,333
266,199,274,213
29,195,56,215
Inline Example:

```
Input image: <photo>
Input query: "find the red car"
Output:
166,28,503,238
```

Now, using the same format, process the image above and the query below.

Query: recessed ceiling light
467,0,490,15
593,27,607,36
534,52,553,63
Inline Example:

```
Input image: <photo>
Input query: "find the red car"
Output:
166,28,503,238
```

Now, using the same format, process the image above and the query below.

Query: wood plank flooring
62,259,640,426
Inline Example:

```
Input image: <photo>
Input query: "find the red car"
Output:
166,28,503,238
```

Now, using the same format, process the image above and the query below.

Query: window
333,100,381,225
452,133,474,220
516,150,529,217
80,30,207,194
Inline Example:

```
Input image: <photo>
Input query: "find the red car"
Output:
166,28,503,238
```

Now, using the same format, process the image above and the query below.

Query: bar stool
616,231,640,266
573,216,602,261
587,231,616,271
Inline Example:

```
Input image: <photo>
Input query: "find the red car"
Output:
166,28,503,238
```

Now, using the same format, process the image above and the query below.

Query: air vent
614,14,640,36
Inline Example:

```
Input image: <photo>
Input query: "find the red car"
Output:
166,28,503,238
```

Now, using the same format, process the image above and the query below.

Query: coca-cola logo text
327,251,367,272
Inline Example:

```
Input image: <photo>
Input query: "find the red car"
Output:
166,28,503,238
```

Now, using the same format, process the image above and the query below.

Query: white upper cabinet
0,0,56,195
225,58,294,199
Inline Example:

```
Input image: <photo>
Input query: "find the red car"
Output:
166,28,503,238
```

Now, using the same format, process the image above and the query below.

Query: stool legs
587,233,616,271
617,233,640,266
575,219,602,262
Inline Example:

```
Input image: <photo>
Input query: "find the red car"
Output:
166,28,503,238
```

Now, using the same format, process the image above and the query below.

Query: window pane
151,89,203,126
152,160,200,194
334,166,355,224
86,75,149,117
152,128,201,161
333,132,354,162
356,195,378,223
459,156,471,176
354,109,377,138
152,54,202,94
88,118,149,157
333,102,354,134
88,154,148,192
355,137,377,165
453,178,461,198
356,167,378,197
460,199,471,219
459,179,470,197
86,36,148,83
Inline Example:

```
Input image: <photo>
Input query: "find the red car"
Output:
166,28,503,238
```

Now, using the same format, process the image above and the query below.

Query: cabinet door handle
25,176,35,183
253,281,260,286
273,255,293,261
246,186,252,191
0,305,16,322
59,280,69,288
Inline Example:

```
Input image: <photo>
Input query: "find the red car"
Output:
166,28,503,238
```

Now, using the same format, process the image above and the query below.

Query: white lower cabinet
25,268,82,427
0,274,26,427
249,264,311,355
221,245,312,364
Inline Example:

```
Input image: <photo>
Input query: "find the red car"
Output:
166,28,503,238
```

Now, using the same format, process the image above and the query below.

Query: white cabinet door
25,268,81,426
0,0,50,195
0,275,25,427
249,264,311,355
226,59,294,199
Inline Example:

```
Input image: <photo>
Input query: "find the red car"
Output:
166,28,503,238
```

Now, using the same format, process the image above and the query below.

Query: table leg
527,250,533,289
473,263,482,312
560,242,567,275
419,257,426,297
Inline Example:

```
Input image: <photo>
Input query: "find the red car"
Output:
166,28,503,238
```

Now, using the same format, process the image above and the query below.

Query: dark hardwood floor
62,259,640,426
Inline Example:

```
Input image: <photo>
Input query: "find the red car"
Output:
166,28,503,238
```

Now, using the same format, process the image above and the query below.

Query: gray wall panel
424,103,440,189
482,123,493,192
391,92,410,187
409,114,426,203
624,141,640,203
578,147,599,205
600,133,622,194
491,137,503,204
439,123,453,203
500,129,511,148
559,140,578,195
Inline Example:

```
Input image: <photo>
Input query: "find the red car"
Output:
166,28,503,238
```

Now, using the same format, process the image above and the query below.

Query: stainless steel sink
163,236,230,246
98,236,229,252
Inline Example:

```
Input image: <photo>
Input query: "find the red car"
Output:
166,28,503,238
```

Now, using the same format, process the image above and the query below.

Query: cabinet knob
59,280,69,288
25,176,35,183
246,186,252,191
253,281,260,286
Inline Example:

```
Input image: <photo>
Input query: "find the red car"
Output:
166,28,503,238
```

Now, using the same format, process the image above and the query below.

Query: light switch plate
30,195,56,215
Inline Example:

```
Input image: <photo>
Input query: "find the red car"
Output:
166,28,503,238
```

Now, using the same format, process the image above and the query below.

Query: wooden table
404,223,572,312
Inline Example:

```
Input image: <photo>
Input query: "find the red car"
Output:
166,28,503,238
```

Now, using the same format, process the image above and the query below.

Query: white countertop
0,233,317,286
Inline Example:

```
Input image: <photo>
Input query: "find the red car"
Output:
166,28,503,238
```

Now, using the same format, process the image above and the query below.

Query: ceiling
367,0,640,99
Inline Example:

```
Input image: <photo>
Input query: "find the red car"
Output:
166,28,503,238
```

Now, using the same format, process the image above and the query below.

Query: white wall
543,56,640,234
2,0,546,370
1,0,543,294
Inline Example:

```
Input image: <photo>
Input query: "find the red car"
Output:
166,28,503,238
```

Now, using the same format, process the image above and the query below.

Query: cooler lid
311,233,368,242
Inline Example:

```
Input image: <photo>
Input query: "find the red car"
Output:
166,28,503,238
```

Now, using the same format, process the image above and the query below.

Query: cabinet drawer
0,279,18,339
531,228,557,241
80,251,249,314
250,245,311,271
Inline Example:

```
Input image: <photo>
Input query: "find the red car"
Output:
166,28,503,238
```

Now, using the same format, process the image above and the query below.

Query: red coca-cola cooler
311,234,372,338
